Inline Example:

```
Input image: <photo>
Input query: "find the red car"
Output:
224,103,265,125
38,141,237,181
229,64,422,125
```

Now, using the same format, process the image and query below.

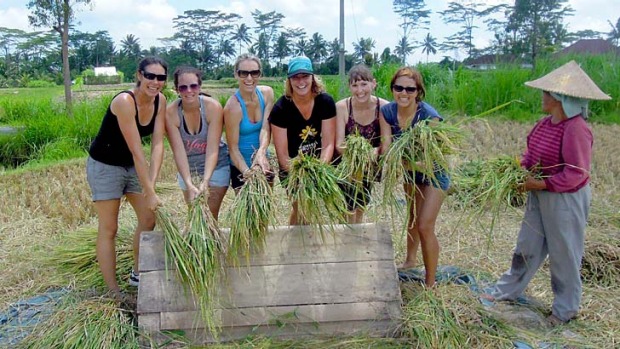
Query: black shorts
339,180,373,211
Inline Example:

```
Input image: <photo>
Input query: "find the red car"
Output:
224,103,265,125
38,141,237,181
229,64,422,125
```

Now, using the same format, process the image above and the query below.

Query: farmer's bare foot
547,314,567,327
479,293,495,302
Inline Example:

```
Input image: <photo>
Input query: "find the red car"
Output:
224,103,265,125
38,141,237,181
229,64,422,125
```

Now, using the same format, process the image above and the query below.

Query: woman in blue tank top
165,66,230,219
223,53,275,190
379,66,448,287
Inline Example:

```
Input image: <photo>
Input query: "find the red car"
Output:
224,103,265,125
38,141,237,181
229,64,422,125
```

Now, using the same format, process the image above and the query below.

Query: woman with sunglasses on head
379,66,448,287
223,53,275,191
87,56,167,297
335,64,388,224
269,56,337,225
165,66,230,219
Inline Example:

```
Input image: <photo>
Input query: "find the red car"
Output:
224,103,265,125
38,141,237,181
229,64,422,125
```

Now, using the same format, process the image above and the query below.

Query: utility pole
339,0,346,97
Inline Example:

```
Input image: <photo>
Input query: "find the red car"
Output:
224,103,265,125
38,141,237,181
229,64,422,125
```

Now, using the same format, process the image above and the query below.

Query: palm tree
420,33,438,63
120,34,141,60
272,32,292,67
328,38,340,60
352,37,375,63
394,35,413,64
218,39,236,66
252,33,270,61
295,38,309,56
608,17,620,46
308,32,327,64
231,23,252,55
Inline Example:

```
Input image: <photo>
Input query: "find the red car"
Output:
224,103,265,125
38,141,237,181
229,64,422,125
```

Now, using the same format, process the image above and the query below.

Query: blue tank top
235,88,265,166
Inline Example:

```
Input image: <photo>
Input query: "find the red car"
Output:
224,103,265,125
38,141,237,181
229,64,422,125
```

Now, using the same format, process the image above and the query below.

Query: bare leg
347,208,365,224
414,185,445,286
207,186,229,220
126,193,156,275
94,199,122,293
289,201,299,225
401,183,421,270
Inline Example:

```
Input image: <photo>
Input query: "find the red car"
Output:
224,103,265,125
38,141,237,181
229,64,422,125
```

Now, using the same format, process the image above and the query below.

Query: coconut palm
420,33,438,62
395,35,414,64
308,32,327,64
120,34,141,60
352,37,375,63
231,23,252,55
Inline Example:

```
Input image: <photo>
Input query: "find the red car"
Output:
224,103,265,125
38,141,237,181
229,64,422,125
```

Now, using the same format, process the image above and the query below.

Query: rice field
1,119,619,348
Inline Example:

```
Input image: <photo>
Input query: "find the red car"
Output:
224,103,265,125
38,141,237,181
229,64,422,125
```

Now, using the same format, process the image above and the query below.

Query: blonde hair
284,75,326,99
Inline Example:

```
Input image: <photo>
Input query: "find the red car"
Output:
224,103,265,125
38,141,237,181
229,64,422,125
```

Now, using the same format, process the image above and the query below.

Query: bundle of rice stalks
285,154,348,230
19,296,142,349
226,168,275,267
157,196,226,337
336,133,377,209
381,120,464,208
581,238,620,287
452,155,535,236
46,227,133,290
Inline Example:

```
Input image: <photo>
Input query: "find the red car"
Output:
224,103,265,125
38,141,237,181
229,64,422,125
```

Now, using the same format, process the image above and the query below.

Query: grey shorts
86,157,142,201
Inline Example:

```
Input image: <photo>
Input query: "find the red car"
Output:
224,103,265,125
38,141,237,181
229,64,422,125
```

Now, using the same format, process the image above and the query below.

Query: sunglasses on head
392,84,417,94
237,69,261,79
178,83,200,93
141,71,167,82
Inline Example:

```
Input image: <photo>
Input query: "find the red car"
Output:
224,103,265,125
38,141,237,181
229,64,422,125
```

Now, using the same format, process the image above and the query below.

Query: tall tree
394,35,414,64
439,1,501,58
251,10,285,64
308,32,327,64
393,0,431,63
231,23,252,54
502,0,574,67
608,17,620,46
272,31,292,68
420,33,438,62
352,37,375,63
27,0,92,116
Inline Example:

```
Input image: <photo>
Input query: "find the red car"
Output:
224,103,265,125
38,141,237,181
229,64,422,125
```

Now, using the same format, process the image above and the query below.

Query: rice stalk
336,133,377,210
18,296,143,349
381,120,465,210
581,238,620,287
285,154,349,233
45,227,133,290
226,168,275,267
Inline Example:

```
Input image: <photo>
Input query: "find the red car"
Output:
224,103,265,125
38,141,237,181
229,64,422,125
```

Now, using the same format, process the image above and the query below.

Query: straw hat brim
524,60,611,100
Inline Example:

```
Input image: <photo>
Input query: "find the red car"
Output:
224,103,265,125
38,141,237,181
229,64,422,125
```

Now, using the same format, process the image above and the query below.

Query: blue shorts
406,170,450,191
177,161,230,189
86,156,142,201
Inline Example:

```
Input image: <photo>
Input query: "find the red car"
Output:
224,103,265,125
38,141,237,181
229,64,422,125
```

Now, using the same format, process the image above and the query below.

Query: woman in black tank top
334,64,388,223
86,56,167,299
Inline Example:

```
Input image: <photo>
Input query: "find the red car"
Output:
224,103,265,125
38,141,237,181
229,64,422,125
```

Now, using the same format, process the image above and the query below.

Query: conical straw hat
524,60,611,100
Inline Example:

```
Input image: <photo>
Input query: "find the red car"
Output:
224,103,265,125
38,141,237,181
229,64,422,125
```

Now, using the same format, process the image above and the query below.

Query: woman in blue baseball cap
269,56,337,224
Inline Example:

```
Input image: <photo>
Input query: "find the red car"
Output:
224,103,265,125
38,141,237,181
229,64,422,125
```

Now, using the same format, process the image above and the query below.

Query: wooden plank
160,301,402,329
139,223,394,272
183,320,399,343
138,313,161,332
138,260,400,313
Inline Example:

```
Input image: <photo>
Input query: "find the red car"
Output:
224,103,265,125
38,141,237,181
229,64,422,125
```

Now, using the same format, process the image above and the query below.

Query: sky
0,0,617,63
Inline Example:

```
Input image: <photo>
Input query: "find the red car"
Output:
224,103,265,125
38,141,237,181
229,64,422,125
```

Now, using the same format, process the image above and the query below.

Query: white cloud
0,7,31,31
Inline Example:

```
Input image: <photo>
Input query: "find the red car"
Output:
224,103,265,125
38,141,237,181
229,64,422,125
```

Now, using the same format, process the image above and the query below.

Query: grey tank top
177,96,229,175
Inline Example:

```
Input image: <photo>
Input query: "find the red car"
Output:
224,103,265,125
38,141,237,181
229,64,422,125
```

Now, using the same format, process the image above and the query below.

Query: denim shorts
86,156,142,201
405,170,451,191
177,161,230,189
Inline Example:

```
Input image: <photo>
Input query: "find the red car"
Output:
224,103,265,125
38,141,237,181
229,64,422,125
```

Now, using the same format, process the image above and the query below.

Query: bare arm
271,124,290,172
165,100,199,197
201,97,224,190
378,110,392,155
254,86,275,172
223,96,249,173
111,93,160,210
334,99,348,156
149,93,166,184
320,115,336,164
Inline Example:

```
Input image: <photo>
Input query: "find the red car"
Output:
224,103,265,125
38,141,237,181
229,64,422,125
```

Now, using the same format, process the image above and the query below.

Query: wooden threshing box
137,223,402,343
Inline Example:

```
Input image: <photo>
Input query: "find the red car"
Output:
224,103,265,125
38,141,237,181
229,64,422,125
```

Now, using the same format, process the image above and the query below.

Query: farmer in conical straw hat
482,60,611,326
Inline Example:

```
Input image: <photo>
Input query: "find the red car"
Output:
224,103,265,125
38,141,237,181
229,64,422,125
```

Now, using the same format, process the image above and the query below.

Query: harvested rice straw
46,227,133,290
381,120,464,209
336,133,377,208
226,167,275,267
20,296,142,349
285,153,348,232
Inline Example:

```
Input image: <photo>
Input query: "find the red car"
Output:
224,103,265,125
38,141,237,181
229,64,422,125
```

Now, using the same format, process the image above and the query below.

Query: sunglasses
178,83,200,93
142,71,167,82
392,84,417,94
237,69,261,79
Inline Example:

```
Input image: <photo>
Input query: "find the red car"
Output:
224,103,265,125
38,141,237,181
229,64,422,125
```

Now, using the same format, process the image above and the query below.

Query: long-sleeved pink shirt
521,115,592,193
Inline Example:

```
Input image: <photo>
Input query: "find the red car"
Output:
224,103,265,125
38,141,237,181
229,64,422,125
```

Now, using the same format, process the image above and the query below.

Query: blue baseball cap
287,56,314,78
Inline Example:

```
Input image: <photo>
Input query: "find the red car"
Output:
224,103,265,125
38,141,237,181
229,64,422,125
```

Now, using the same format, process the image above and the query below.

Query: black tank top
89,91,159,167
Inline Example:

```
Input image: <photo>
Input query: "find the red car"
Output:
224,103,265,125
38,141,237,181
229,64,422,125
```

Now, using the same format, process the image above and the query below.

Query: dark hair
348,64,374,84
233,53,262,72
389,66,426,102
136,56,168,86
172,66,203,88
